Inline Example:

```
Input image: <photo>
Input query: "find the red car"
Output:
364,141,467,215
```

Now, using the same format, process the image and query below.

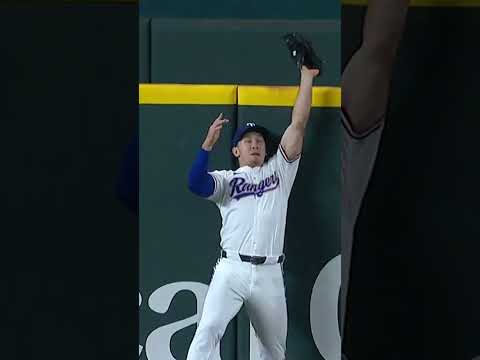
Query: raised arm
342,0,410,134
188,113,229,197
280,66,319,160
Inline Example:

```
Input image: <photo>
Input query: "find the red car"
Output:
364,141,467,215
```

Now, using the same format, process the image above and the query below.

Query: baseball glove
283,32,323,74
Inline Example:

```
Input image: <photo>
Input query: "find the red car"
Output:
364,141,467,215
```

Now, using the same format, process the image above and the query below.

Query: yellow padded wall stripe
238,85,340,107
139,84,341,108
139,84,237,105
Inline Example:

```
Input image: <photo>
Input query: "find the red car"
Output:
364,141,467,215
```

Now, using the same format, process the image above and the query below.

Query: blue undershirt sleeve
188,148,215,197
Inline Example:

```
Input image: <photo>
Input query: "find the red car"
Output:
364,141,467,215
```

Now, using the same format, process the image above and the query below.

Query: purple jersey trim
279,144,300,163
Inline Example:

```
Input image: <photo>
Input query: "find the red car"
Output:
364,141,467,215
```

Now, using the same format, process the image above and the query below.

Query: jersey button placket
252,173,258,256
247,173,257,298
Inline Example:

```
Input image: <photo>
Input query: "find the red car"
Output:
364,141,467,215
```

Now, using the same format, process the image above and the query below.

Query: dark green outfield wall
139,19,340,86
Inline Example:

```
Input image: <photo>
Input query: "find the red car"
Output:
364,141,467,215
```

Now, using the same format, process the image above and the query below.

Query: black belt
221,250,284,265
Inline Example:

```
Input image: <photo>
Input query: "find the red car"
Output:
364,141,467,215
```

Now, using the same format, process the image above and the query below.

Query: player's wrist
300,73,314,83
202,141,214,151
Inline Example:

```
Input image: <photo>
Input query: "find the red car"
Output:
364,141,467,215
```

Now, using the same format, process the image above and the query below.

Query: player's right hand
202,113,229,151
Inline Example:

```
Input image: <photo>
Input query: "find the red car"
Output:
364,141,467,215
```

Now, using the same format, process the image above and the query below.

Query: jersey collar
235,164,261,173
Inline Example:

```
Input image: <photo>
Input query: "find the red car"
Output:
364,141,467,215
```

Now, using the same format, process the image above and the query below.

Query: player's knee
258,340,286,360
259,348,285,360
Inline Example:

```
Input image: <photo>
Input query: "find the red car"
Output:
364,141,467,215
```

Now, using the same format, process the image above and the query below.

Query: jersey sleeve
341,108,384,221
268,145,301,194
206,170,230,204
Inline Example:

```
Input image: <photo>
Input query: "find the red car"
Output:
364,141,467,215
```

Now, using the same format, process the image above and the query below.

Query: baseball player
186,65,319,360
341,0,410,357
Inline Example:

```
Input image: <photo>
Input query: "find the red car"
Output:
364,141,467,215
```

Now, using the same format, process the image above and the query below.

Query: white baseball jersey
187,145,298,360
207,145,300,257
340,109,384,334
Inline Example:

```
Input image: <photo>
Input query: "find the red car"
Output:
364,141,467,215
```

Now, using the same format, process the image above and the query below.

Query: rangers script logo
229,172,280,200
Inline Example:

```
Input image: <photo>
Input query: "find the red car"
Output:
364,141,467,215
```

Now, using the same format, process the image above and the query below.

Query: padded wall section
150,19,340,86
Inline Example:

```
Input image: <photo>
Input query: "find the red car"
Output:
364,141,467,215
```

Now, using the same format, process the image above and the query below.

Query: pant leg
245,263,287,360
187,258,247,360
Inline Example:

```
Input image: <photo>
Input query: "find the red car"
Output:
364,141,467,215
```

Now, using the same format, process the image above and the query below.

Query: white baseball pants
186,257,287,360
